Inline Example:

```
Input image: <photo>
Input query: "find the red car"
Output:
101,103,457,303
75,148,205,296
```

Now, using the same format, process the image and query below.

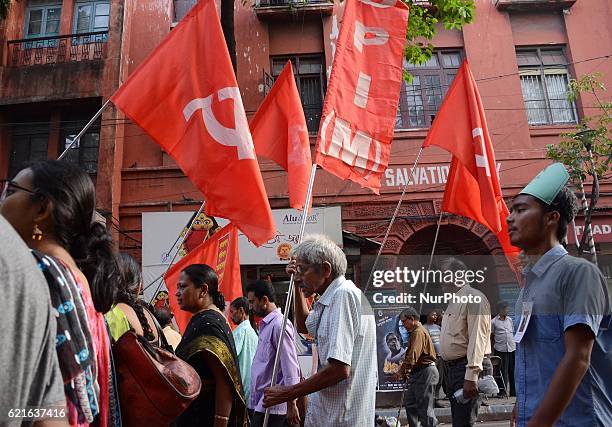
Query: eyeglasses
0,180,35,201
295,263,316,275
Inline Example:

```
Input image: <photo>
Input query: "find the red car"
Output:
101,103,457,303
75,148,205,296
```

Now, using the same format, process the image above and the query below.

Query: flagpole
427,211,444,271
147,201,206,303
392,209,443,427
263,163,317,427
571,219,580,251
364,146,424,293
58,99,111,160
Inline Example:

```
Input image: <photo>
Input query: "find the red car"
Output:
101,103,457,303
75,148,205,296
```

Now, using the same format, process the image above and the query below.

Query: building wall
1,0,610,263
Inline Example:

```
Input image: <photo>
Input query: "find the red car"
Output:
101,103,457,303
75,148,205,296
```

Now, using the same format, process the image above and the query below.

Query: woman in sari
174,264,248,427
0,160,120,426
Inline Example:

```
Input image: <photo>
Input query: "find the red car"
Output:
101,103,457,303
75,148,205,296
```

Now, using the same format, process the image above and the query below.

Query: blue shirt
514,245,612,427
232,319,258,404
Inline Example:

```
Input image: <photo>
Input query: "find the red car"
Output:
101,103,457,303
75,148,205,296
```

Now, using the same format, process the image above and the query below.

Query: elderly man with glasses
263,234,377,427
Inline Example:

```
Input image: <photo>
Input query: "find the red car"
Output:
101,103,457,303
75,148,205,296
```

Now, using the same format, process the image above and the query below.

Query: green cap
519,163,569,205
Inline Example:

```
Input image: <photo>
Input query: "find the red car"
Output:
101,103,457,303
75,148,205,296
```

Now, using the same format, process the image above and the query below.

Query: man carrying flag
420,59,518,426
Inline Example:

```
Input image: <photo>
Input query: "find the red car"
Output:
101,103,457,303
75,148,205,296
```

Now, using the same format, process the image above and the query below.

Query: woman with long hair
105,253,159,344
0,160,120,426
174,264,247,427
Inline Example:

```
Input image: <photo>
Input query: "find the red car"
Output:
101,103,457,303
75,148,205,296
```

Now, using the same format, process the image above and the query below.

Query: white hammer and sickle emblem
183,87,255,160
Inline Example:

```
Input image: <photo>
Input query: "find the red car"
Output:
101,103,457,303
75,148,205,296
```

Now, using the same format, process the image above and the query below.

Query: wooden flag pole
263,163,317,427
364,147,424,294
58,99,111,160
146,201,206,303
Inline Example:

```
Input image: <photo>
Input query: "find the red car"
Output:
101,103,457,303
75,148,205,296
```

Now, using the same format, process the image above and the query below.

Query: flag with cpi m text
314,0,409,194
164,223,242,332
110,0,275,246
422,60,521,273
250,60,312,211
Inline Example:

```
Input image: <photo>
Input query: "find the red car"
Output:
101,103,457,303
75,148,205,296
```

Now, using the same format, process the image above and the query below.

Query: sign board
568,217,612,244
141,207,342,301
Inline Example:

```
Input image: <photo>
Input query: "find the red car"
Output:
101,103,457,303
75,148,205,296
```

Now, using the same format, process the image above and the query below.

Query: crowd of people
1,160,610,427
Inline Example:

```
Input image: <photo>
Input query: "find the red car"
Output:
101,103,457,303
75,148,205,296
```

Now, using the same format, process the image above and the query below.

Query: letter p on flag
110,0,276,246
315,0,409,194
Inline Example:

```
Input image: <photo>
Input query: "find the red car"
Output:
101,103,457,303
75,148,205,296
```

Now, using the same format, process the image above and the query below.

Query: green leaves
403,0,475,75
547,73,611,188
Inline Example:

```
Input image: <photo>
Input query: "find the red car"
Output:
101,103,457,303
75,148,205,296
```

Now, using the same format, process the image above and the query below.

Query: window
73,0,110,34
173,0,197,22
61,117,101,173
9,123,49,179
24,0,61,39
397,51,462,129
517,48,577,125
271,55,326,133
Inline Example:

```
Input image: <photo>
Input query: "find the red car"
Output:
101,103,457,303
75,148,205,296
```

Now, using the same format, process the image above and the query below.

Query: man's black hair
497,301,509,313
153,306,174,328
245,280,276,303
438,257,468,273
399,306,419,320
230,296,250,312
538,185,579,242
385,332,399,343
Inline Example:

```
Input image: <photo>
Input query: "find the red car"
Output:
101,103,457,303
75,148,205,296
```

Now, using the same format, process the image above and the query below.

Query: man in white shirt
263,234,377,427
491,301,515,397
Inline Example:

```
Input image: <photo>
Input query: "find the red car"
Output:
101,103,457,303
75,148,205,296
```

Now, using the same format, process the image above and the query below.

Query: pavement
376,395,516,425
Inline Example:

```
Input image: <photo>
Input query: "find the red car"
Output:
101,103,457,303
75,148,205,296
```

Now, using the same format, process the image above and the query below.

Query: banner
164,223,242,332
315,0,409,193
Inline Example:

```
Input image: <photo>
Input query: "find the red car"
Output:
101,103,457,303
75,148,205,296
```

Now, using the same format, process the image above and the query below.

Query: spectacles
0,180,35,201
295,263,316,275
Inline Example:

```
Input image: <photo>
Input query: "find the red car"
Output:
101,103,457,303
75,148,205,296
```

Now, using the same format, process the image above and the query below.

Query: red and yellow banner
164,223,242,332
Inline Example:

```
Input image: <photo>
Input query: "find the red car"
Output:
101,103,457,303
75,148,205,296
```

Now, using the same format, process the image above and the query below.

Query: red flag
422,60,520,266
314,0,409,193
164,223,243,332
110,0,275,246
250,61,312,210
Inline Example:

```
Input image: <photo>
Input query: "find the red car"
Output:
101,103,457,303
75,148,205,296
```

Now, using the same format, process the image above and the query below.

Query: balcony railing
255,0,333,20
494,0,577,11
7,31,108,67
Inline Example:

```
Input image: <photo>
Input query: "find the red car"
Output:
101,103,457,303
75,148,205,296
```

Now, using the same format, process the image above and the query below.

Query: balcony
254,0,333,21
7,31,108,67
494,0,577,12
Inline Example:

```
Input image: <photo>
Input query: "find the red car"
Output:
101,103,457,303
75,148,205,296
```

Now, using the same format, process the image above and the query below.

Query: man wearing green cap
507,163,611,427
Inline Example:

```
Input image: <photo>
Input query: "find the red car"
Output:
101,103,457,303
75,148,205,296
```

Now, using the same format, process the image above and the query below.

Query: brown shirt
399,323,437,376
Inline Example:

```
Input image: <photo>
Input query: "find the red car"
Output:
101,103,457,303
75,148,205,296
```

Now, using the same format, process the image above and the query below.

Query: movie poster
375,307,410,391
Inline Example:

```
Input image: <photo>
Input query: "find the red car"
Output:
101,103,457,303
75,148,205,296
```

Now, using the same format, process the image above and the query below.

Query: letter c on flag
183,87,255,160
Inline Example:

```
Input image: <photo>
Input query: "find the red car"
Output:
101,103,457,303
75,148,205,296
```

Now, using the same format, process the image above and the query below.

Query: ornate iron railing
7,31,108,67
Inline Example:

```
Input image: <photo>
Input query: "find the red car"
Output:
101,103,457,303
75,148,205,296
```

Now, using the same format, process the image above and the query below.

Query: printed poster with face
375,307,410,391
